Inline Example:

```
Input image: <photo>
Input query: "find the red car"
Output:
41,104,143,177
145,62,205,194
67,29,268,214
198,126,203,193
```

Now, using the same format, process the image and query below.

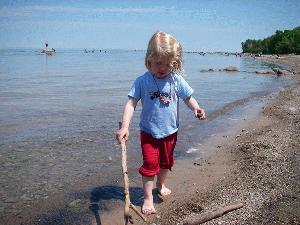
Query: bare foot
142,198,156,216
157,184,171,197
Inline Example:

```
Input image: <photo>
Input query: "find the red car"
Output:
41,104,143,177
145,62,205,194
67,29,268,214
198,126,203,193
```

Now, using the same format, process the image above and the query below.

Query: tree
241,26,300,54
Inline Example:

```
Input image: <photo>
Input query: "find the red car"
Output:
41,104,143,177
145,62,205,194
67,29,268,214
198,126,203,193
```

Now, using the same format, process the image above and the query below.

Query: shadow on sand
28,185,162,225
89,185,163,225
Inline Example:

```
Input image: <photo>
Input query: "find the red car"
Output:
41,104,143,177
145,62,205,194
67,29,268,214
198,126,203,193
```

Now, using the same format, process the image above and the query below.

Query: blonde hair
145,31,184,75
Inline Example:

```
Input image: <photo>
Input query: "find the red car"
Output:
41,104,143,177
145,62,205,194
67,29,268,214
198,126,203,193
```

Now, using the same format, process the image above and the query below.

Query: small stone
84,138,93,142
68,199,82,207
4,198,17,203
20,194,32,201
14,210,22,216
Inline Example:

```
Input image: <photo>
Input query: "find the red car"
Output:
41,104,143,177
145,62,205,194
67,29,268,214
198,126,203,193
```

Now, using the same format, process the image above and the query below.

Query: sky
0,0,299,52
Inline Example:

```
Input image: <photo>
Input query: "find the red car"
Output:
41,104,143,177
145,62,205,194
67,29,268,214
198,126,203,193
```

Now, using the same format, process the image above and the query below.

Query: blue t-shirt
128,71,194,139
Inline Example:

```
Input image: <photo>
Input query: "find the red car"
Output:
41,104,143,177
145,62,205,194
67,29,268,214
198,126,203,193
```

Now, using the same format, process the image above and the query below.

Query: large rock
200,68,215,72
255,69,276,75
272,68,294,76
223,66,239,72
200,66,239,73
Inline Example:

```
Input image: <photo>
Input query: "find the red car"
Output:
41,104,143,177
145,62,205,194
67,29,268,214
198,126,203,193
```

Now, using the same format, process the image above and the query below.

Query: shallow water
0,49,292,215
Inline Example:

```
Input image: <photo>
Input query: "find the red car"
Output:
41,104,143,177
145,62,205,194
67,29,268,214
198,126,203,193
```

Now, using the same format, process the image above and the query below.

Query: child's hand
116,127,129,144
194,108,206,120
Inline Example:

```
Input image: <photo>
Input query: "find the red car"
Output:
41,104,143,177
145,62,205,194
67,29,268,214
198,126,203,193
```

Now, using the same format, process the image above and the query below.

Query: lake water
0,49,291,213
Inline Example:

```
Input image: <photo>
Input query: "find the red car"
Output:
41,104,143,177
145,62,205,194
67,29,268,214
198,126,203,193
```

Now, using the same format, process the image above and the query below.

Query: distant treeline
241,26,300,54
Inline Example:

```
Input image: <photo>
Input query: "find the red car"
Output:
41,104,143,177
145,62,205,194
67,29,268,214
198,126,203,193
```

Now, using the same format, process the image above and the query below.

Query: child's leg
156,132,177,197
139,132,160,215
142,176,156,215
156,169,172,196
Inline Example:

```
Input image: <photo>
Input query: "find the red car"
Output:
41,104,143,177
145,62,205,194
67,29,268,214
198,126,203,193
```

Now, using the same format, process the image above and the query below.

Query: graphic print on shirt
149,90,172,106
149,91,160,100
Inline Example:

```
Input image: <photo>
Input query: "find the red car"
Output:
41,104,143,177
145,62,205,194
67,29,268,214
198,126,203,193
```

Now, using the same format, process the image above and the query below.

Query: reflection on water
0,49,292,215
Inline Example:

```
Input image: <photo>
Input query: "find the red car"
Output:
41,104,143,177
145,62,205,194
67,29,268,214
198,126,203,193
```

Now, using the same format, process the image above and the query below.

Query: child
116,31,205,215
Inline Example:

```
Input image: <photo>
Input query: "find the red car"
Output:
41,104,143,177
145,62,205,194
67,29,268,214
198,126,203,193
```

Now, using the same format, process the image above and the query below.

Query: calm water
0,49,289,142
0,49,291,208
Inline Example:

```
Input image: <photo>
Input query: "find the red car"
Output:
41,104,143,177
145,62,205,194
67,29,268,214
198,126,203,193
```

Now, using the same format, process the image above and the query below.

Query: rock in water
223,66,239,72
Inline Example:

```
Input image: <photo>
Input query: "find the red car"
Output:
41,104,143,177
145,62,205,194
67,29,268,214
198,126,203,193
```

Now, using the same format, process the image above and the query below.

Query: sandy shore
144,55,300,225
1,55,299,225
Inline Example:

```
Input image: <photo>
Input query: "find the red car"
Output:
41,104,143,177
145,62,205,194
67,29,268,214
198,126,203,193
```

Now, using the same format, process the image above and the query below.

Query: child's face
149,57,173,78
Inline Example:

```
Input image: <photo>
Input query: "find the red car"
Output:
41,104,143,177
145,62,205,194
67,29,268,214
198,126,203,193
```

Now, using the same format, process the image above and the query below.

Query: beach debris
186,148,199,153
119,122,147,224
183,203,243,225
67,199,82,208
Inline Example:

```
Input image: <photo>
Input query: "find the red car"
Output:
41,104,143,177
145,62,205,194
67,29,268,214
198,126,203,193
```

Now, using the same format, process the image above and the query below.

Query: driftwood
120,139,147,224
183,203,243,225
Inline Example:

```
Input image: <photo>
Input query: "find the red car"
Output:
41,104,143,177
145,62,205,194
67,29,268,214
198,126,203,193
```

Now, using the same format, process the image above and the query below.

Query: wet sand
1,55,299,225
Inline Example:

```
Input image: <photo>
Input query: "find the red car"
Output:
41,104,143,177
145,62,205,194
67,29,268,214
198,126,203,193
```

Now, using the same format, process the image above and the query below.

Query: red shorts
139,131,177,177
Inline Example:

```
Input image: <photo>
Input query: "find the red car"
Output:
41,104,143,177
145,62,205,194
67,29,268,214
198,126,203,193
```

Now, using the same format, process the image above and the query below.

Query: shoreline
147,55,300,225
1,55,299,225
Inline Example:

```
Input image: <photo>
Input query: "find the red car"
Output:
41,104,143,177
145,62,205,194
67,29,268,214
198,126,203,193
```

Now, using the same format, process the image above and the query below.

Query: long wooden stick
120,140,147,224
183,203,243,225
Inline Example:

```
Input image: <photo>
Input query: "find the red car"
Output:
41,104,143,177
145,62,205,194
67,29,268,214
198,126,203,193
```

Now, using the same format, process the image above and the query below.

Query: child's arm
116,97,138,143
184,96,206,120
